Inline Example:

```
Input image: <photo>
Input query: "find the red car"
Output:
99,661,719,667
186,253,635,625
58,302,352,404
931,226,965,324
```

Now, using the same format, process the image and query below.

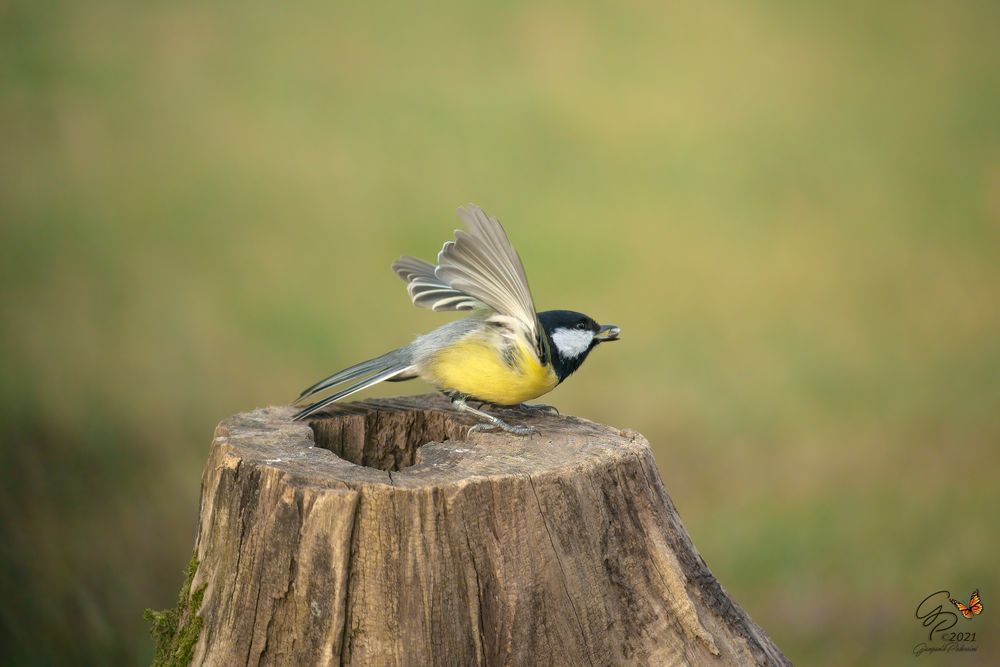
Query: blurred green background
2,1,998,664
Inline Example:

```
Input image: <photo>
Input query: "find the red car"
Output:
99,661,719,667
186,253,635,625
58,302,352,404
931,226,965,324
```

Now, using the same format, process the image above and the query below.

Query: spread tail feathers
292,349,415,420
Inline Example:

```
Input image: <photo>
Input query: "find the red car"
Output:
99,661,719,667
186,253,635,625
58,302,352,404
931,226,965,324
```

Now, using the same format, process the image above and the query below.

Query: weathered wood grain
186,394,789,666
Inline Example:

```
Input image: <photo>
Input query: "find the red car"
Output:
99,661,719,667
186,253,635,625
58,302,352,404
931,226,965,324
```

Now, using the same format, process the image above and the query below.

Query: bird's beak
595,324,621,342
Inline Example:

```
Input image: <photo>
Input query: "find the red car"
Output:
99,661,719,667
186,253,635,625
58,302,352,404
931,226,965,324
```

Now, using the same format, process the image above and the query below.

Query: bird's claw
519,403,560,416
505,423,538,436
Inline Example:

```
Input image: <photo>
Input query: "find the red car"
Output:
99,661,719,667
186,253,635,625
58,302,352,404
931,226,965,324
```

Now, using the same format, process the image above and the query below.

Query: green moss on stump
144,552,206,667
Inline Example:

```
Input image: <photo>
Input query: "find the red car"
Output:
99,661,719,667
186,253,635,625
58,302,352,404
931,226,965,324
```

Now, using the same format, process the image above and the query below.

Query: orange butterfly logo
949,589,983,619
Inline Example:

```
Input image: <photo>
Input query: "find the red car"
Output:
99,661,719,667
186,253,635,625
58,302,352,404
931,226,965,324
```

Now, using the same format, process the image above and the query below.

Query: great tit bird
293,204,620,434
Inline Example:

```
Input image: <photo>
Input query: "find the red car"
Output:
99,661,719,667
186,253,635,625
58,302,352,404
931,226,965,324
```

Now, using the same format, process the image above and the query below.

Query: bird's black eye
575,321,589,330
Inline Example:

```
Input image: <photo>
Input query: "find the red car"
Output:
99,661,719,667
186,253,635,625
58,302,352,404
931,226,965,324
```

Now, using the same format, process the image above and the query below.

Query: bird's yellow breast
422,333,558,405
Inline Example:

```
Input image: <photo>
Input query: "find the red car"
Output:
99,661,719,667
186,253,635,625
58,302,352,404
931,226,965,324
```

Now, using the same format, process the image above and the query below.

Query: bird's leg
518,403,560,415
451,397,537,437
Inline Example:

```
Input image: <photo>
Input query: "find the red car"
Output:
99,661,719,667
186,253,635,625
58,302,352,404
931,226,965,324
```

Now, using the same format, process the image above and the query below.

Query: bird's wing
391,256,483,312
435,204,546,361
390,205,546,361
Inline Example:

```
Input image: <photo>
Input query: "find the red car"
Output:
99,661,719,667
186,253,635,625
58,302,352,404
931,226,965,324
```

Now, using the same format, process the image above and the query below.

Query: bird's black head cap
538,309,620,382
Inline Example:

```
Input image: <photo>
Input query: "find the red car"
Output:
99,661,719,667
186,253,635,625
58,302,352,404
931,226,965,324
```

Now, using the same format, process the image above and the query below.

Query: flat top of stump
214,394,644,490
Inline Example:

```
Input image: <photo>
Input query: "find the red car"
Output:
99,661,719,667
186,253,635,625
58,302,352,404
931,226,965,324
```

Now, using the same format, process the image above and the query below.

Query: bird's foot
452,397,538,437
518,402,560,415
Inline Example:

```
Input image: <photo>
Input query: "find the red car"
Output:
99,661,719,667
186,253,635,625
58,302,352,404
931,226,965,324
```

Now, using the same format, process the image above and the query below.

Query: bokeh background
2,1,998,664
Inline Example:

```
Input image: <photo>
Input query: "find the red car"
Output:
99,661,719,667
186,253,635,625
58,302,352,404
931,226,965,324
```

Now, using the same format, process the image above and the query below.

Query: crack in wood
527,475,595,667
338,492,362,666
461,514,488,665
245,576,264,667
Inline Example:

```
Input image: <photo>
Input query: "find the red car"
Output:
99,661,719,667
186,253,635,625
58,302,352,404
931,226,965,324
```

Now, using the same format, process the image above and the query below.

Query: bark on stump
186,394,789,666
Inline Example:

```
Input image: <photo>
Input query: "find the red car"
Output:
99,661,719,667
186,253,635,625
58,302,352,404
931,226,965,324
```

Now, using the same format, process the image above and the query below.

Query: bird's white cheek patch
551,328,594,359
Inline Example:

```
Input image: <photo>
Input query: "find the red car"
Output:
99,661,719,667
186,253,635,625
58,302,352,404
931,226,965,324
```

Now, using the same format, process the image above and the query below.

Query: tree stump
181,394,789,666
